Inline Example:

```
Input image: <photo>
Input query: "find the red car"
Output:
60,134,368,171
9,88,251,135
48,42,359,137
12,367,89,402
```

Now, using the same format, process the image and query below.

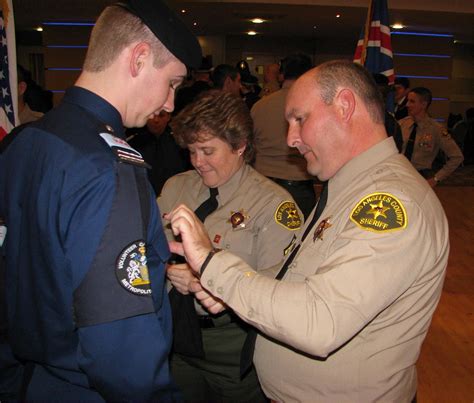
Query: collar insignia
228,210,250,229
350,192,407,232
313,216,332,241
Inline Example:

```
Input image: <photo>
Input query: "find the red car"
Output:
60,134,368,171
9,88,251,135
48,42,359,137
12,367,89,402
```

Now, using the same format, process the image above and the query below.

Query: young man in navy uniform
0,0,200,400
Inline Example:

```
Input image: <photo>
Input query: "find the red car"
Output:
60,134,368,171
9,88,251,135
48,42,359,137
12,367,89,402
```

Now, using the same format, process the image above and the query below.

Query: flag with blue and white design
0,0,17,141
354,0,394,85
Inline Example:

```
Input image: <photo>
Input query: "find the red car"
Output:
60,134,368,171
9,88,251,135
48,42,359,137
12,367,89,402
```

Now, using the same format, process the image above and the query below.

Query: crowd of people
0,0,470,401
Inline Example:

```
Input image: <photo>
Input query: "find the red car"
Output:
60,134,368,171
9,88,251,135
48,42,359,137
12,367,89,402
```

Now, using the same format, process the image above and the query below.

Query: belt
268,177,314,187
198,312,236,328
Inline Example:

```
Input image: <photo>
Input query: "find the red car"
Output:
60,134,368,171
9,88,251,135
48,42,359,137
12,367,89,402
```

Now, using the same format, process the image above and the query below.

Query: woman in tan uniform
158,90,302,402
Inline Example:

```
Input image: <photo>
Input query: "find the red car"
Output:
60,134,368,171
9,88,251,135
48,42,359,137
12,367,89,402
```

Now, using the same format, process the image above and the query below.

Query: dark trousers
171,322,266,403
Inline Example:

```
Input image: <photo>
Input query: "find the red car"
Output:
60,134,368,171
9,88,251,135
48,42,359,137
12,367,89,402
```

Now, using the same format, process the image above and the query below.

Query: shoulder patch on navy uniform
100,132,151,168
116,241,152,296
350,193,407,232
275,201,301,230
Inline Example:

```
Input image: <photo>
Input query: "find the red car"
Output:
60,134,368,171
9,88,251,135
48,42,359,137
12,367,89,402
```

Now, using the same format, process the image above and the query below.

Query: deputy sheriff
0,0,201,400
167,61,449,403
400,86,464,186
158,90,302,401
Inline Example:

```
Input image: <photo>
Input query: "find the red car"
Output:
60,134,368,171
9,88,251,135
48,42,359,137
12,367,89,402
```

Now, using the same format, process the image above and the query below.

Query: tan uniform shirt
158,163,302,274
251,83,313,181
400,115,464,181
201,138,449,402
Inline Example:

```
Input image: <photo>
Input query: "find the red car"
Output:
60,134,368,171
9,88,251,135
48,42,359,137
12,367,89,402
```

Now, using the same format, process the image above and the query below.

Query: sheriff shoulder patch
350,192,407,233
275,201,301,230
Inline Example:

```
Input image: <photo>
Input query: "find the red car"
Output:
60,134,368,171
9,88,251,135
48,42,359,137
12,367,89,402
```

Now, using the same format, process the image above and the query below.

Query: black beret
117,0,202,68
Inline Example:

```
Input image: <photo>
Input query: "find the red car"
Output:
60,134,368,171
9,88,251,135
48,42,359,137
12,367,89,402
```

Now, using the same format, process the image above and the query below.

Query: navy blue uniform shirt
0,87,178,400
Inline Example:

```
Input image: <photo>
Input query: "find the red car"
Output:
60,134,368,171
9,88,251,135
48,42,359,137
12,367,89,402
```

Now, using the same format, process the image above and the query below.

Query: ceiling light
391,23,405,29
250,18,265,24
313,25,317,29
181,9,186,14
246,56,254,61
193,22,198,26
35,26,43,32
336,14,341,18
247,31,257,36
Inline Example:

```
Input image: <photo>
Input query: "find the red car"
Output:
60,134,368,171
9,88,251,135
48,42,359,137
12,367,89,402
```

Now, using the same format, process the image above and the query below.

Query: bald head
285,60,387,181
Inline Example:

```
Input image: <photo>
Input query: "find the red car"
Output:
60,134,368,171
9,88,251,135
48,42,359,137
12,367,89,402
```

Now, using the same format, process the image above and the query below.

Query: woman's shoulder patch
350,192,407,233
275,201,301,230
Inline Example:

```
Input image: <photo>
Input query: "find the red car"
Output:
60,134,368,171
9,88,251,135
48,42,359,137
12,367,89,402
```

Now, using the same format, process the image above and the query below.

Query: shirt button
207,280,214,287
248,309,254,317
217,287,223,294
225,244,230,249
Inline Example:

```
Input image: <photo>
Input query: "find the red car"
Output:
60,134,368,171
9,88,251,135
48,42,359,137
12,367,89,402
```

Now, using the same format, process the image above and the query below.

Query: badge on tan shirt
228,210,249,229
350,193,407,232
313,216,332,241
275,201,302,230
441,128,451,138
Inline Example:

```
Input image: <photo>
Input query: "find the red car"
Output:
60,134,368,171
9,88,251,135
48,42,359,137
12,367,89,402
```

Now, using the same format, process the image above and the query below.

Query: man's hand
165,204,213,274
166,262,199,295
189,281,227,314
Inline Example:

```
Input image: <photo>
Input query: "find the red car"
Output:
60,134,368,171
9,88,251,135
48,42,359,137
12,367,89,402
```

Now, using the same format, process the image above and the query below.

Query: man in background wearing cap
0,0,200,400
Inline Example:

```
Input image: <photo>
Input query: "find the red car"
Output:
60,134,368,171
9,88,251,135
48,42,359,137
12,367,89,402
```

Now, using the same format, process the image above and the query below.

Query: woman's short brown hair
83,5,174,72
171,90,255,163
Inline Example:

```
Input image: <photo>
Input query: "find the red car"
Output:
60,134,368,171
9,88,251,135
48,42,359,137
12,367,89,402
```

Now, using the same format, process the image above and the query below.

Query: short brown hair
83,5,174,72
315,60,384,125
171,90,255,163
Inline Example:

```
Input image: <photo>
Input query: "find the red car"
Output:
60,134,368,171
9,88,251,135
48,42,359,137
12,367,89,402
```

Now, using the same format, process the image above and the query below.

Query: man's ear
335,88,356,122
130,42,151,77
222,76,232,91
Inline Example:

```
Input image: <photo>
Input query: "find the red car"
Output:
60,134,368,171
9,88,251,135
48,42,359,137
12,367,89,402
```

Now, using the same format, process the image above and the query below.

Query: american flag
354,0,394,85
0,0,17,141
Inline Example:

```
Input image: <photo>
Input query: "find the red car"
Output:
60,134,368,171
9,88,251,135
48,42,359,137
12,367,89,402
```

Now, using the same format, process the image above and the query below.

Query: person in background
17,65,44,124
261,63,280,97
166,60,449,403
158,90,302,402
394,77,410,120
211,64,242,96
251,53,315,218
399,87,464,186
0,0,201,400
373,73,403,152
127,110,191,195
240,72,261,110
174,57,213,115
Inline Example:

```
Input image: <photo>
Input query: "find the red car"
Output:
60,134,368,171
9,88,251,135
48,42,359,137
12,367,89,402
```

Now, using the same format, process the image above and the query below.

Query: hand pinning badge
313,216,332,241
228,209,250,229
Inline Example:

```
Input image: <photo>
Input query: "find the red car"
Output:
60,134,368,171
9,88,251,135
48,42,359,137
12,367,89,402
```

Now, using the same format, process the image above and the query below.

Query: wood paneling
417,186,474,402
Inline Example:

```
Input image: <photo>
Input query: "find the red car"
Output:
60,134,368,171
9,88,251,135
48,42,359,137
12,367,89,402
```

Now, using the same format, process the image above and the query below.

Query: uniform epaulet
99,127,151,169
